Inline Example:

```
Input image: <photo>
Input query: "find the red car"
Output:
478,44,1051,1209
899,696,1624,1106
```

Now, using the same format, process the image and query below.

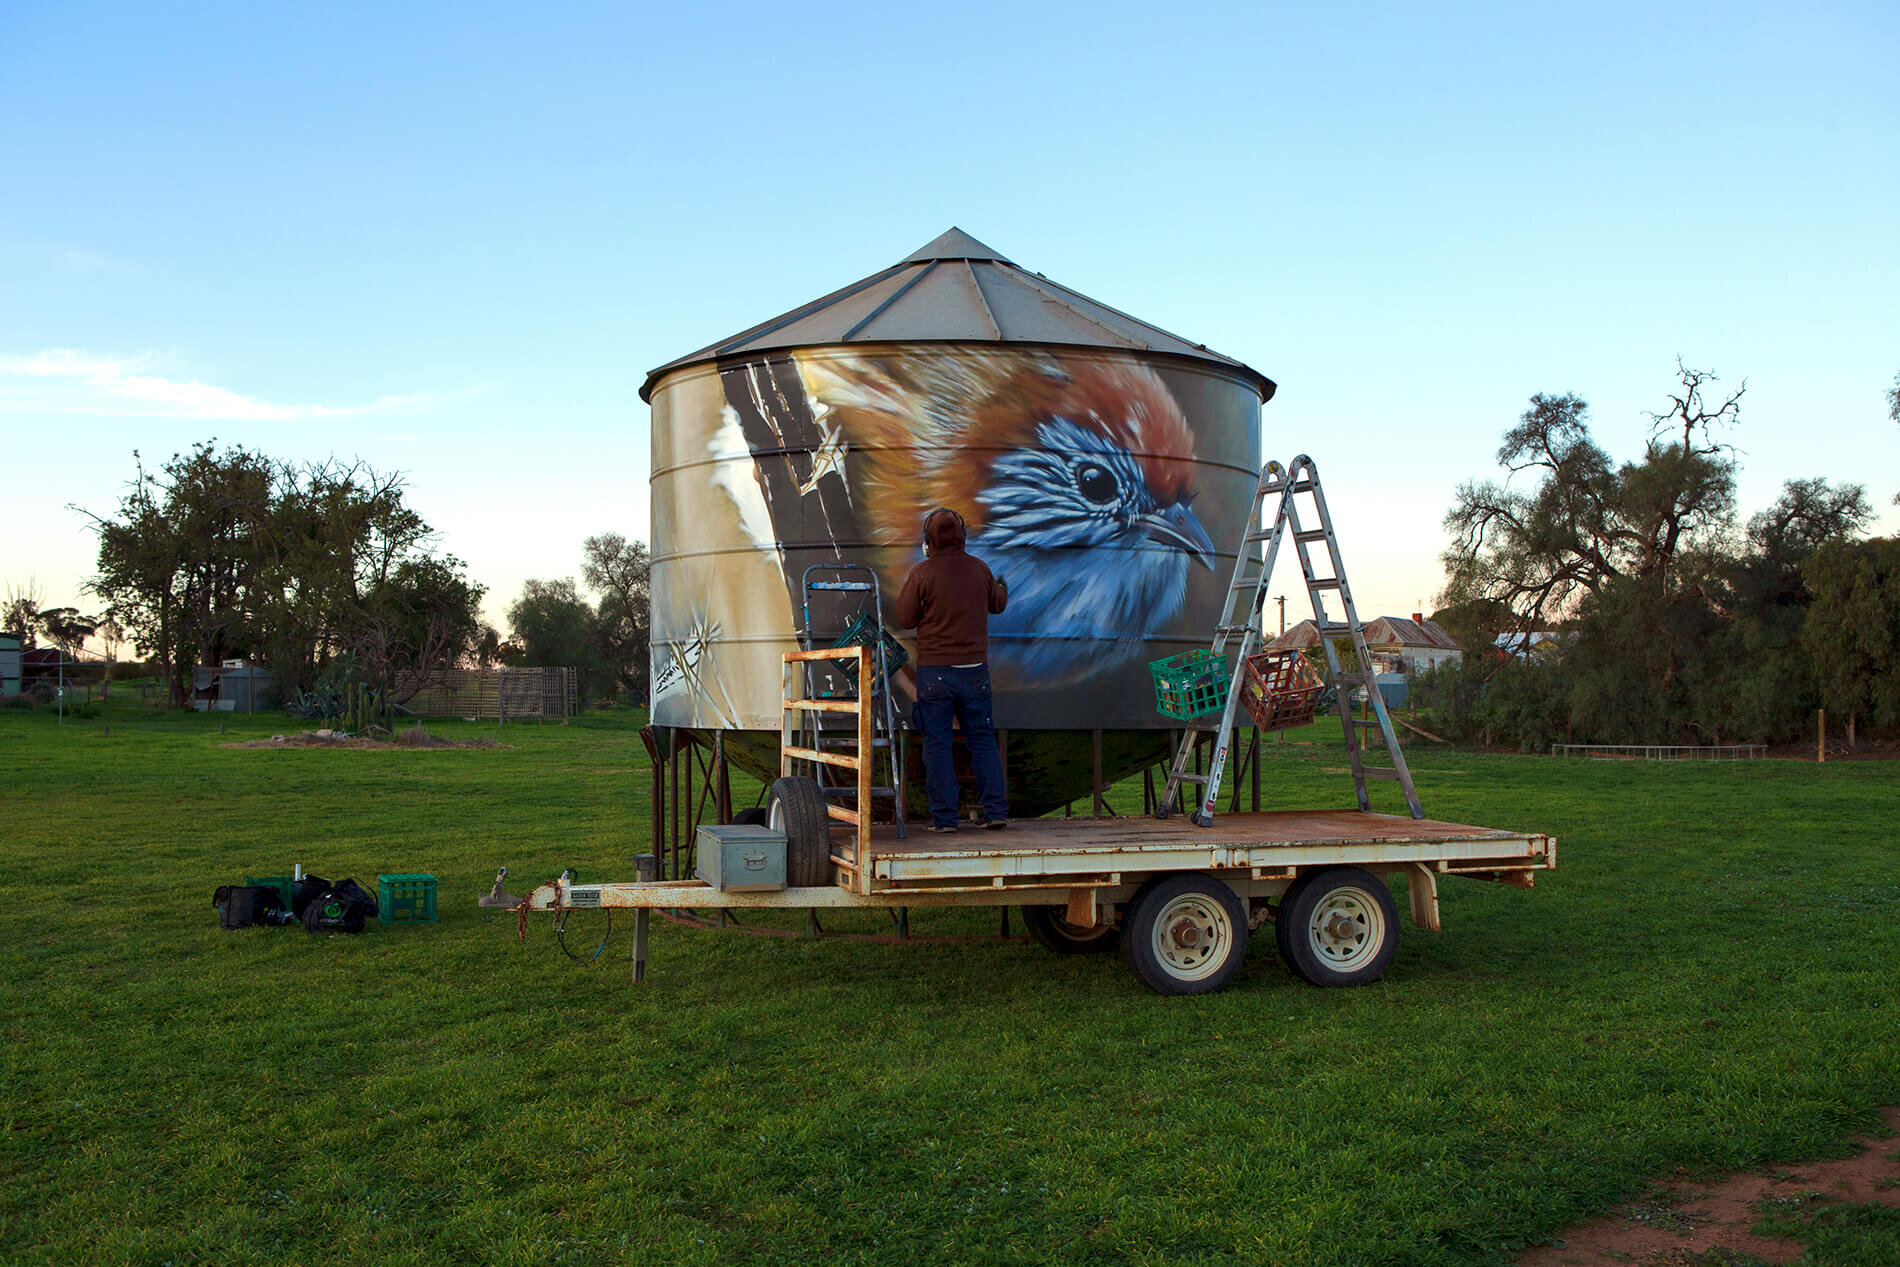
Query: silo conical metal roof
639,227,1275,403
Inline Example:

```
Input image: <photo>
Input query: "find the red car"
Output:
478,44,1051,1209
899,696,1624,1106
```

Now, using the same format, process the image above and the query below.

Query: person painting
893,508,1010,833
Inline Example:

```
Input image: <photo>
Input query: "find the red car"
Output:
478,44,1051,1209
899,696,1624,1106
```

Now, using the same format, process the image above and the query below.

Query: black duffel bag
213,884,285,930
300,877,379,933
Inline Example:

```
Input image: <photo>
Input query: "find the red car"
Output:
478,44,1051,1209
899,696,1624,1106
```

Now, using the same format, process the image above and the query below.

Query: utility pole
1275,595,1286,635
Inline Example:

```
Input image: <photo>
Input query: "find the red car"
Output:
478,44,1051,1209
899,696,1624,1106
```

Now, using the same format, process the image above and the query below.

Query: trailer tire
731,807,771,827
767,776,832,888
1023,905,1120,955
1122,874,1249,995
1272,871,1319,966
1276,866,1398,988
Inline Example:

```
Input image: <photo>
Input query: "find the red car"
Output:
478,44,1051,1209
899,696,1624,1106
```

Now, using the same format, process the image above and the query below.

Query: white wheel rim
1305,888,1386,971
1149,893,1233,982
768,799,785,833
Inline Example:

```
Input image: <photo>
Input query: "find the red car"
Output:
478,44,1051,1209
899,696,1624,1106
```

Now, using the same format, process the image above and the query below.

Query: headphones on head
922,507,965,552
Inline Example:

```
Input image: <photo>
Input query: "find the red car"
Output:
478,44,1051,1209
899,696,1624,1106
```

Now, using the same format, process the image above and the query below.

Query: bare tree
3,577,46,648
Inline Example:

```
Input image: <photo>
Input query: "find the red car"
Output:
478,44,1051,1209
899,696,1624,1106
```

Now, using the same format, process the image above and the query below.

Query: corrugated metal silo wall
649,343,1261,814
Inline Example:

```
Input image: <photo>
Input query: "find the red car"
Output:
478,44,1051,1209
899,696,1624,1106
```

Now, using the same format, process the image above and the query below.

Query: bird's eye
1075,462,1118,505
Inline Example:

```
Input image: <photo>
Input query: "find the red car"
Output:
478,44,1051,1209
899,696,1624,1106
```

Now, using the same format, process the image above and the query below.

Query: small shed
0,632,20,697
192,660,281,712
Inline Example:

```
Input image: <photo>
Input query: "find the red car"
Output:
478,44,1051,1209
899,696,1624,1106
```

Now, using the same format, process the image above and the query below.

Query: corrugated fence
398,667,577,721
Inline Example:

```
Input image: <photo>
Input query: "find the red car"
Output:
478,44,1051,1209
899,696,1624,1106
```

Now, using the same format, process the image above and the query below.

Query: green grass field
3,692,1896,1265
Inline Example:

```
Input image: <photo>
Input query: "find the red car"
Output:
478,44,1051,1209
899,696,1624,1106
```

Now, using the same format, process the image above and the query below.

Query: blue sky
3,0,1895,632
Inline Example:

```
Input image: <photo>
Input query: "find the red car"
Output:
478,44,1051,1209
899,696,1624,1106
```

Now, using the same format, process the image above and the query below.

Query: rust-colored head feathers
797,348,1196,549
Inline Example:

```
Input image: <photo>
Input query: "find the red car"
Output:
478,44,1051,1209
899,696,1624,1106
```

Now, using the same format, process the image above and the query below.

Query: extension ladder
1156,455,1423,826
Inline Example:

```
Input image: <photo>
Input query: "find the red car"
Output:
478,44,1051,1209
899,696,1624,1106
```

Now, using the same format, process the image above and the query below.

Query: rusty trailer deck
530,809,1553,918
865,810,1549,888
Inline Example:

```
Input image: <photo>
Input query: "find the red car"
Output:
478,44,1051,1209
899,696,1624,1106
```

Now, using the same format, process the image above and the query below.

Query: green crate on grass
245,875,295,909
1148,649,1230,720
377,873,437,925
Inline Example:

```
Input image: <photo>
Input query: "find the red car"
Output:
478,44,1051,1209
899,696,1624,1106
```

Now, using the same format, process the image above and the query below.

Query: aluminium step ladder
790,564,907,841
1156,454,1423,826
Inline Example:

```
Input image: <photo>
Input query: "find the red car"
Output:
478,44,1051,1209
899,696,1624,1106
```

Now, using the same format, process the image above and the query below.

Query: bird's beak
1143,503,1216,572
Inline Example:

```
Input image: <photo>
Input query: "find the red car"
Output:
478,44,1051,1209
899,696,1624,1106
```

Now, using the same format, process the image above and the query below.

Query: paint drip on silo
642,229,1275,817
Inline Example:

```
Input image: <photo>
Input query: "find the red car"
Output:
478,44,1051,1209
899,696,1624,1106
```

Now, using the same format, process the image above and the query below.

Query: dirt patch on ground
222,728,511,750
1518,1106,1900,1265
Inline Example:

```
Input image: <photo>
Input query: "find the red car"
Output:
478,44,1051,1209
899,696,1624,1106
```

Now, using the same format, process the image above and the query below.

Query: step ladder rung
1292,529,1330,543
1175,773,1207,785
1307,578,1342,590
1244,529,1275,543
807,581,875,591
1318,622,1353,635
1360,768,1402,781
1332,671,1373,684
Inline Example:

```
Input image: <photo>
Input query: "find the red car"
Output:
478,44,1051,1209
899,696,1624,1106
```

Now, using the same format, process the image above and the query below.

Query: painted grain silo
642,228,1274,824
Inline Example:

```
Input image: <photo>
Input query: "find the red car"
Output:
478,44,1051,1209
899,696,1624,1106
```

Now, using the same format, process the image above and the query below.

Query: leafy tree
1427,371,1879,749
82,443,479,707
1805,537,1900,746
1441,363,1742,637
507,578,615,703
1889,372,1899,504
1745,478,1871,567
345,557,484,705
580,532,651,698
86,444,272,705
37,607,99,652
1428,596,1516,657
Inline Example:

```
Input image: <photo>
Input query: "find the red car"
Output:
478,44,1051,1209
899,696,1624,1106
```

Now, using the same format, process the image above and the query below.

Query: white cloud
0,348,438,421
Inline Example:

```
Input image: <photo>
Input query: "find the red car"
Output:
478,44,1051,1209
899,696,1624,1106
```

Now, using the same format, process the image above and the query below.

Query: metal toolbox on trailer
694,824,788,892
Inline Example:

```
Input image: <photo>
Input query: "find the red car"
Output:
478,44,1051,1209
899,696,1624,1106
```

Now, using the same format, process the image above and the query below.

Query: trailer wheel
1023,905,1120,955
1277,867,1398,988
767,776,832,887
731,807,771,827
1272,871,1319,966
1122,874,1249,995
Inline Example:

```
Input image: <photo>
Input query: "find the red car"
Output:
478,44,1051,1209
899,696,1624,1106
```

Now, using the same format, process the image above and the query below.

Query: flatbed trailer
523,806,1555,995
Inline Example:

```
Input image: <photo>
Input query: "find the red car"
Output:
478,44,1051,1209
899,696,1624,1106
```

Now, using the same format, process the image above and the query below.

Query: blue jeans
911,664,1009,828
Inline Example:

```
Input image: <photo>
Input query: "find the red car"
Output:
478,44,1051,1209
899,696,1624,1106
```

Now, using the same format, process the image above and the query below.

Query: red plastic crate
1238,650,1324,731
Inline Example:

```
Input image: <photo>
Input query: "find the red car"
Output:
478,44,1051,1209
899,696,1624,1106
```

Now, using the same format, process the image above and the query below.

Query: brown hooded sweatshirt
893,514,1008,665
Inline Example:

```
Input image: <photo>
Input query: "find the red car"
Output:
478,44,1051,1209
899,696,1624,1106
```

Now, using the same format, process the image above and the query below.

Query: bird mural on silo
796,349,1217,685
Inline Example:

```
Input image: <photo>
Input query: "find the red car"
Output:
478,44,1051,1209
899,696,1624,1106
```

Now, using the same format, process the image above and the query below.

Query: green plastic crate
829,612,908,675
377,873,438,925
1148,649,1230,720
246,875,295,909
